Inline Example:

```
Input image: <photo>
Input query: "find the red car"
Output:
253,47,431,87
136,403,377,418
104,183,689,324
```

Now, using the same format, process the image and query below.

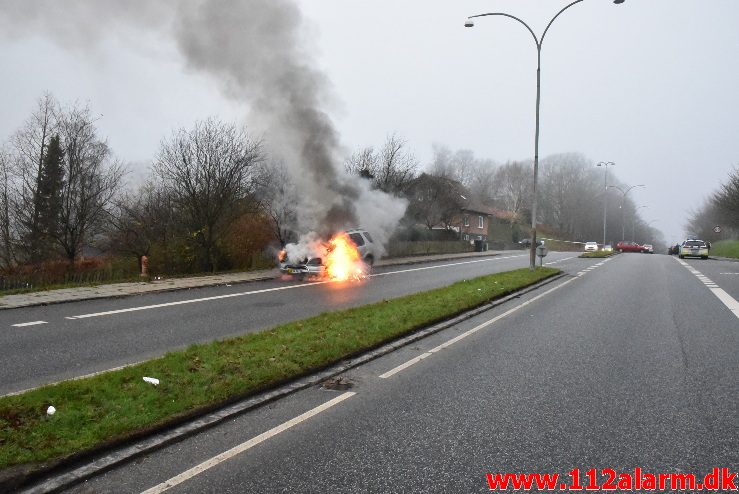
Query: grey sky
1,0,737,244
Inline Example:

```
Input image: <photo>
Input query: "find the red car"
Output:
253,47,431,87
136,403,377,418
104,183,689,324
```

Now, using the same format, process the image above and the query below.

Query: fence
386,240,475,258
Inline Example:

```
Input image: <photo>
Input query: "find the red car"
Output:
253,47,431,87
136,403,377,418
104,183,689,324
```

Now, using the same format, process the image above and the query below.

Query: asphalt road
57,253,738,493
0,251,581,396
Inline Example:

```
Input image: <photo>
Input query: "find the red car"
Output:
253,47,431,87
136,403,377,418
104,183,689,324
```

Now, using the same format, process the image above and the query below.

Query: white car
642,244,654,254
584,241,599,252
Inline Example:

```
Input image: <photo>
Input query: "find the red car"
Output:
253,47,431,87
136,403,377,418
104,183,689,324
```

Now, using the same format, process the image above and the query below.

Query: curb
11,271,566,494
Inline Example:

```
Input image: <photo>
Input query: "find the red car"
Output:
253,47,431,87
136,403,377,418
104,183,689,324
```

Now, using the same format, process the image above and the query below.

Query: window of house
478,216,484,229
463,216,469,227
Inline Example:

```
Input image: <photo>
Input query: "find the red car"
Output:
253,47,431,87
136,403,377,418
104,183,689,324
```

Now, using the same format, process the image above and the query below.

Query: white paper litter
47,405,56,416
143,377,160,386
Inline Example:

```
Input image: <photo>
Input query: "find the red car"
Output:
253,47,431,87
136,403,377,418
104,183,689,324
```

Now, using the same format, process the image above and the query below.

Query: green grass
711,239,739,259
579,251,616,258
0,267,559,470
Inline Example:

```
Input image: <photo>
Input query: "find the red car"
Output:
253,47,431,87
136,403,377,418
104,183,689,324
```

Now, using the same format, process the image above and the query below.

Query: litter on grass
143,377,160,386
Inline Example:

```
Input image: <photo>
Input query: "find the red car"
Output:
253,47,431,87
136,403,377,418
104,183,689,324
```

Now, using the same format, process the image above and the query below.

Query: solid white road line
371,255,525,278
676,258,739,319
11,320,47,327
379,352,432,379
67,256,528,320
140,391,356,494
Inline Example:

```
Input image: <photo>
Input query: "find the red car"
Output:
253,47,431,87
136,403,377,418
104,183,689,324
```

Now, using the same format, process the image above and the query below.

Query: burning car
278,229,378,281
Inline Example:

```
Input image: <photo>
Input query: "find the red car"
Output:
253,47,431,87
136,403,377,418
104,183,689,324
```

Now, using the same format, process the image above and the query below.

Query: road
49,253,738,493
0,251,579,396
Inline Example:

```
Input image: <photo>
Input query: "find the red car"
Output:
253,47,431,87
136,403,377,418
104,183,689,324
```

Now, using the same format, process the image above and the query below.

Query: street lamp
597,161,615,247
465,0,626,270
607,184,645,241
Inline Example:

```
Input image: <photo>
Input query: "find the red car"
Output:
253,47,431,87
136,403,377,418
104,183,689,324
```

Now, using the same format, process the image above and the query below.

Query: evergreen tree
35,134,65,259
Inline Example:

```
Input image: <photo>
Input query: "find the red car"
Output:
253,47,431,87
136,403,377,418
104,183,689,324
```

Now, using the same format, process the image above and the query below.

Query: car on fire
279,229,378,279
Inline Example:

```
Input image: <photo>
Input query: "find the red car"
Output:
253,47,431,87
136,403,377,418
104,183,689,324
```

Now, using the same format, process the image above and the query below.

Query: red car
616,241,643,253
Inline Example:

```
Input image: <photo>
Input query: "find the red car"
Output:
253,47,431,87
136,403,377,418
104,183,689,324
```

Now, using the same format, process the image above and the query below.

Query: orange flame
325,232,366,281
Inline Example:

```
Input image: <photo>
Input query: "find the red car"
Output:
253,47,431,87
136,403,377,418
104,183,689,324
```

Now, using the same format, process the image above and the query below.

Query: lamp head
464,19,475,28
614,0,625,4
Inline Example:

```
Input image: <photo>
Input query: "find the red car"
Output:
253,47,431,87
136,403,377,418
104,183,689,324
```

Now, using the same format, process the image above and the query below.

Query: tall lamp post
607,184,645,241
597,161,615,247
465,0,626,270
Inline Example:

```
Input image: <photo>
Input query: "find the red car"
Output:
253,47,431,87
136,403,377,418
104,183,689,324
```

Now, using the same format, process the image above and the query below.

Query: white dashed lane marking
11,320,47,327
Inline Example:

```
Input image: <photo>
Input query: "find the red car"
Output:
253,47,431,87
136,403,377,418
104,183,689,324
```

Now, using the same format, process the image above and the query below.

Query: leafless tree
253,159,298,246
106,180,176,273
0,147,16,269
52,104,126,265
430,145,497,205
154,119,264,272
345,133,418,195
712,166,739,229
406,173,467,231
10,93,58,262
492,161,533,219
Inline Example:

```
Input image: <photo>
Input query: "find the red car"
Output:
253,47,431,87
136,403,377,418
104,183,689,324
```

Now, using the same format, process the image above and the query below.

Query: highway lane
0,251,583,396
61,252,739,493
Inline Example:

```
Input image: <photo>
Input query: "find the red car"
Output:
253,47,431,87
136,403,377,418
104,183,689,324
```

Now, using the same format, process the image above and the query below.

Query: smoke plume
0,0,407,254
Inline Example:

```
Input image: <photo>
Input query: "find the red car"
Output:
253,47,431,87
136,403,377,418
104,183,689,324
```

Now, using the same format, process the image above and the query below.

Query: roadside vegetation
711,239,739,259
0,267,558,471
580,251,616,258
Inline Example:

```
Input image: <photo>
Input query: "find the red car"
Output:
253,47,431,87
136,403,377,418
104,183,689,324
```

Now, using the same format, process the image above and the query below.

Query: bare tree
0,147,16,269
430,145,497,205
406,173,466,231
345,133,418,195
106,180,176,273
154,119,264,272
712,166,739,229
492,161,532,219
52,104,126,265
254,159,298,246
11,93,58,263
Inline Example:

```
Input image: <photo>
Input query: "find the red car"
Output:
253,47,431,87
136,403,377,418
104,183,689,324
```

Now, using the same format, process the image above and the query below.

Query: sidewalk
0,250,510,310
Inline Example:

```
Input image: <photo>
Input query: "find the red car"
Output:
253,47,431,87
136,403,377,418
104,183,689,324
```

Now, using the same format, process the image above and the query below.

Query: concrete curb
11,271,566,494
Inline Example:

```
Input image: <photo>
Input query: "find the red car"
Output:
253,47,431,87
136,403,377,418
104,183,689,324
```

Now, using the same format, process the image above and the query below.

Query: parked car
518,238,544,248
615,241,643,253
642,244,654,254
584,241,599,252
603,244,613,252
679,239,709,259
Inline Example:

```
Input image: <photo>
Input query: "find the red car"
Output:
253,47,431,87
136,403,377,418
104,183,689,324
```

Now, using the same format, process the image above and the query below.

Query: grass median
0,267,559,471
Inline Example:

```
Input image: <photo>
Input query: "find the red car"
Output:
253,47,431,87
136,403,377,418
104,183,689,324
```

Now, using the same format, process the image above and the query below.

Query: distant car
518,238,544,248
668,244,680,255
679,239,709,259
616,241,643,253
584,241,599,252
603,244,613,252
642,244,654,254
